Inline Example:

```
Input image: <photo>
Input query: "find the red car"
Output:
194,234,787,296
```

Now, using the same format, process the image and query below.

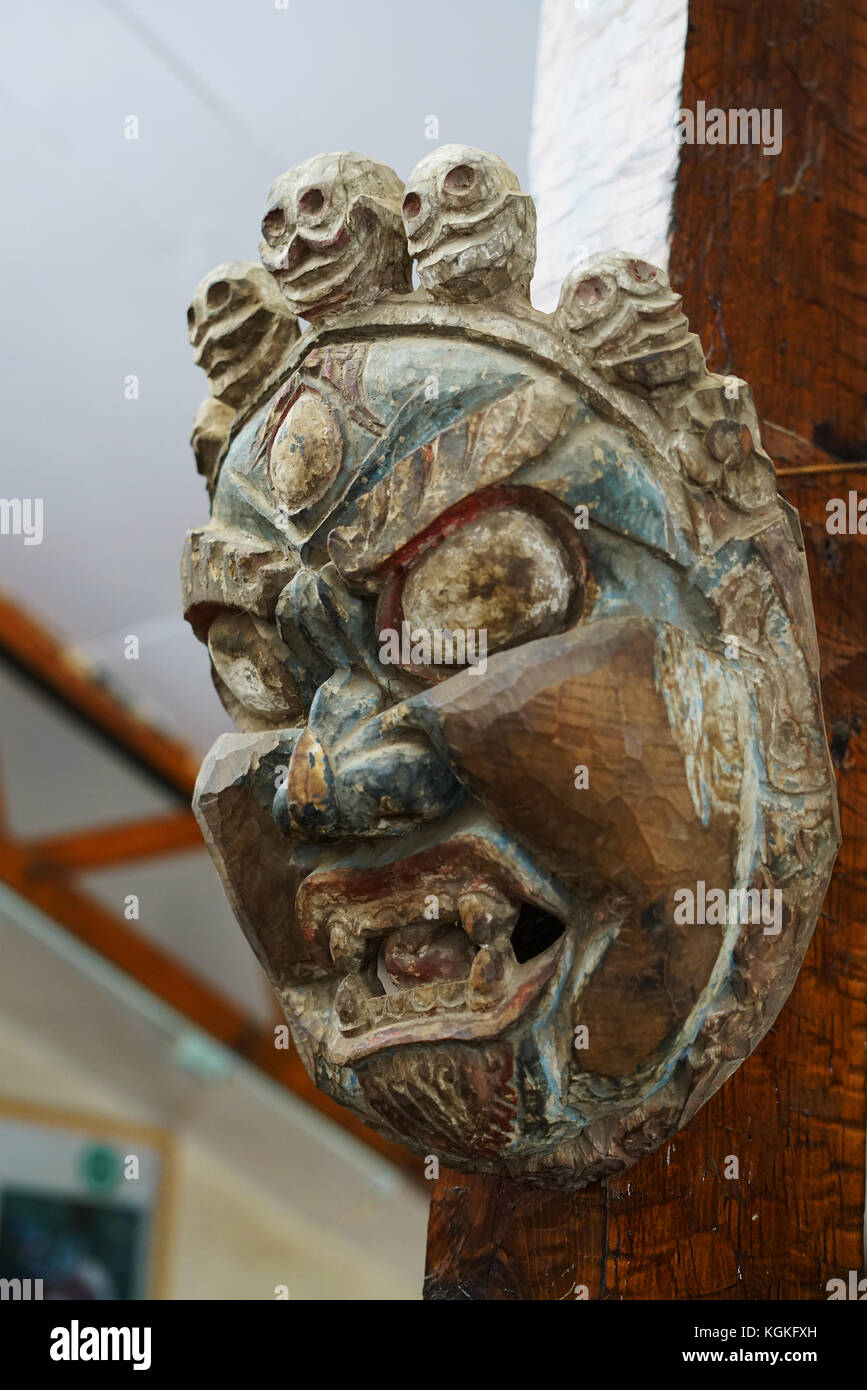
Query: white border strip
529,0,689,311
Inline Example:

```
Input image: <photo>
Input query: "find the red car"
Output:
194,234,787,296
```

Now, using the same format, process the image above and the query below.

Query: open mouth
298,868,569,1063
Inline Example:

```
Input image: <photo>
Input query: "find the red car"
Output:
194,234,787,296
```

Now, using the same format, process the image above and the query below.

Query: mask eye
208,611,302,729
391,506,581,678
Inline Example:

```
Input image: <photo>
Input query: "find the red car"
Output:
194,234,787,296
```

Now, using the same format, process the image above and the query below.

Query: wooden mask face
183,152,839,1186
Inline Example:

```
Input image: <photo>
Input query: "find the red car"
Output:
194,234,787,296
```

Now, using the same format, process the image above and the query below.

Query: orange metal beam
26,810,203,872
0,833,419,1178
0,591,200,801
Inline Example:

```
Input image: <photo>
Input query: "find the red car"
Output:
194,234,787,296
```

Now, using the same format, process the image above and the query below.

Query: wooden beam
427,0,867,1298
0,590,200,802
761,421,867,477
0,832,421,1180
26,810,203,872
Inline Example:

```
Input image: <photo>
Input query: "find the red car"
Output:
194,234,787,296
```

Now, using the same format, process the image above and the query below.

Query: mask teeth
467,947,507,1007
322,895,461,947
328,922,368,974
365,977,490,1024
458,890,519,945
333,973,376,1029
336,965,510,1035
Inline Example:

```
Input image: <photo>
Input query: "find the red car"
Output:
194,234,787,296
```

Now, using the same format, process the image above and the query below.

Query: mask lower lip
326,897,567,1061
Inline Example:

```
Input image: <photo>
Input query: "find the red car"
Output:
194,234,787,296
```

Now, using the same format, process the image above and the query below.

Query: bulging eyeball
258,151,411,322
402,144,536,304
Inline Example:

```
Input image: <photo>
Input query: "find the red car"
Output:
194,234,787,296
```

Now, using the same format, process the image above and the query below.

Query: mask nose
273,667,464,840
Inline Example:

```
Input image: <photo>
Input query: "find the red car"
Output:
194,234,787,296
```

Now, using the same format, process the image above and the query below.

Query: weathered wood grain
425,0,867,1297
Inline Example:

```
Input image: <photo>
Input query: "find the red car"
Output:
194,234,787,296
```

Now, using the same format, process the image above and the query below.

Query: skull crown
186,260,299,493
186,150,781,522
256,144,536,319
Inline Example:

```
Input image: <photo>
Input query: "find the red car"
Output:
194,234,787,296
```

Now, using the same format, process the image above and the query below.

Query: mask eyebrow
327,376,574,587
302,365,532,543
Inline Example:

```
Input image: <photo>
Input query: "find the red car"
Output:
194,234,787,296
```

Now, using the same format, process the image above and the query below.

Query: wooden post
425,0,867,1300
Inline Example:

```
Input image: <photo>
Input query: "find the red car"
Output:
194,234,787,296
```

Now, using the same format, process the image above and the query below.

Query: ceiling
2,0,541,754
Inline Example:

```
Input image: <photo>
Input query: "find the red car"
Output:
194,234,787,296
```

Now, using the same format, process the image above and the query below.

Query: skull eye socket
186,305,196,330
298,186,325,215
575,276,607,307
262,205,287,246
629,258,656,282
443,163,476,193
402,191,421,219
205,280,231,311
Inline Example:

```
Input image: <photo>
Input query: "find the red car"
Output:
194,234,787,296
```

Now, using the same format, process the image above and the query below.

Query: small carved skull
401,144,536,304
555,252,776,512
187,261,298,408
259,151,412,322
554,251,701,386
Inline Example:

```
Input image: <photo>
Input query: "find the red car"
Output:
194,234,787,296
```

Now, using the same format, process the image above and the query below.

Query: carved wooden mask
182,147,839,1186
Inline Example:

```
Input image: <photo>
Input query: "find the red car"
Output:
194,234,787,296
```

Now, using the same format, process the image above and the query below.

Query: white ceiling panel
2,0,540,751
